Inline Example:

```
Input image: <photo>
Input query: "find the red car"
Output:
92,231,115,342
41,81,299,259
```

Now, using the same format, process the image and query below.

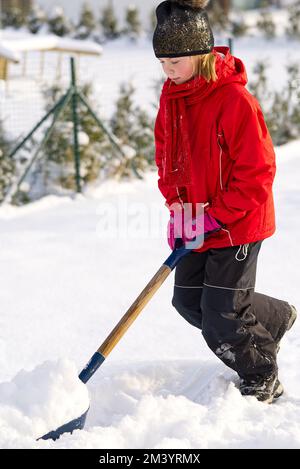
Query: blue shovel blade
37,408,89,441
37,353,106,442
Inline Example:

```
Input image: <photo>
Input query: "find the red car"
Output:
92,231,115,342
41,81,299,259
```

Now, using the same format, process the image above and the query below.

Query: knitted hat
153,0,214,58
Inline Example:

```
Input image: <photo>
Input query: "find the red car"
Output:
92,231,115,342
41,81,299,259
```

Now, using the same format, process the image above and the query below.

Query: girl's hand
167,208,222,250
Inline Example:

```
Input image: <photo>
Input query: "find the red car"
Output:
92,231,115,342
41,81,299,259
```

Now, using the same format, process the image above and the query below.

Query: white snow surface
0,140,299,448
0,33,102,55
0,359,89,447
0,44,20,62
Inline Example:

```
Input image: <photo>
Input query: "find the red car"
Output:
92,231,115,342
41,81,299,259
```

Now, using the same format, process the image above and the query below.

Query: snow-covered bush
206,0,231,34
249,60,300,145
0,120,14,203
100,2,120,40
27,5,47,34
1,7,25,29
256,8,276,39
39,82,110,192
109,82,155,180
230,14,250,38
75,2,96,40
48,6,73,37
124,5,143,41
286,0,300,39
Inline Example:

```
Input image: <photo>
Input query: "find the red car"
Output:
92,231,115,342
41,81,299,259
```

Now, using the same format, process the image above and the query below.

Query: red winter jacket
154,46,276,252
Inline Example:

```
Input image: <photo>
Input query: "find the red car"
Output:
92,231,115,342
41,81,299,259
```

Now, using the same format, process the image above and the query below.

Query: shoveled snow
0,359,89,448
0,140,299,448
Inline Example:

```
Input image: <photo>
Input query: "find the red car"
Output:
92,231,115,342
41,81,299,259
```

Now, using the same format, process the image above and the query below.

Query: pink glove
167,207,222,250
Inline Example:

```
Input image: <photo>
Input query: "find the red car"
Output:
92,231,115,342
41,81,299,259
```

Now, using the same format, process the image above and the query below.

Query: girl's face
159,56,195,85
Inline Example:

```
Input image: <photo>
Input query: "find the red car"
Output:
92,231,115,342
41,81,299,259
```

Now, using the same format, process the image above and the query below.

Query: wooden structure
0,45,20,80
0,35,102,83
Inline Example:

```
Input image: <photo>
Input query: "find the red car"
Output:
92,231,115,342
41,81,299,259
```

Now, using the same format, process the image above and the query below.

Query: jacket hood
162,46,248,99
213,46,248,89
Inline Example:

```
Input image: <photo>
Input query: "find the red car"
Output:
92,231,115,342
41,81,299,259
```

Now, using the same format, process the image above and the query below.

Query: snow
0,33,102,55
122,144,137,159
0,44,20,63
0,143,299,448
0,359,89,447
78,131,90,147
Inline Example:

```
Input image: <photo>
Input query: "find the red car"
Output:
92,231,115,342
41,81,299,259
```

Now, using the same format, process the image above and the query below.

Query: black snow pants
172,241,292,379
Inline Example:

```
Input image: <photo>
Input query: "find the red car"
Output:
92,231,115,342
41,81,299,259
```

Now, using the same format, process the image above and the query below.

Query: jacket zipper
217,133,224,191
217,132,234,247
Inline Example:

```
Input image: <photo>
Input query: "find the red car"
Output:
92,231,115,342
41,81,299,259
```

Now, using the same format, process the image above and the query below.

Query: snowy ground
0,139,299,449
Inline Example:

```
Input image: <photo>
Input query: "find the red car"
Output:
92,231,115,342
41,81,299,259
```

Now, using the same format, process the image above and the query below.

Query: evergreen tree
124,5,142,40
266,63,300,145
286,1,300,39
149,7,157,36
256,9,276,39
76,2,96,39
206,0,232,16
27,5,47,34
111,83,135,147
249,60,300,146
131,108,155,169
48,6,72,37
266,92,291,146
0,120,14,203
206,0,230,33
248,60,272,102
109,82,155,179
230,14,249,38
100,1,120,40
2,7,25,29
290,66,300,133
41,82,110,193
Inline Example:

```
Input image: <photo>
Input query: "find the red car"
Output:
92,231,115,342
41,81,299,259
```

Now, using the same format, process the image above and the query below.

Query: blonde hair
191,53,217,82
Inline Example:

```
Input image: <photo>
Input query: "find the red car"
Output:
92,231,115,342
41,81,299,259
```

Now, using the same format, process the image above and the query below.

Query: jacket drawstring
235,244,249,261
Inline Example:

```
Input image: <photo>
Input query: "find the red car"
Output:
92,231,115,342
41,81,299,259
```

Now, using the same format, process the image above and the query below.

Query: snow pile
39,360,300,449
2,358,300,448
0,359,89,448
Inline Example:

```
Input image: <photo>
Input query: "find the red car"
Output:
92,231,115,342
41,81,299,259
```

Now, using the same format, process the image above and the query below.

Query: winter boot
277,304,297,353
239,372,284,404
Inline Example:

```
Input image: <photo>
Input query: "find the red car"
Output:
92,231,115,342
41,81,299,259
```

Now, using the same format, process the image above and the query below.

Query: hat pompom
169,0,211,9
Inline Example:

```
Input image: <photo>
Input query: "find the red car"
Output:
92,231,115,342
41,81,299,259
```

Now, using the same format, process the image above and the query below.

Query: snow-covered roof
0,44,20,63
0,33,102,57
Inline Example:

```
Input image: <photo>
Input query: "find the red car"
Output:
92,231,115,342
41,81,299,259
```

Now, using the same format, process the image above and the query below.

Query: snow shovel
38,240,195,441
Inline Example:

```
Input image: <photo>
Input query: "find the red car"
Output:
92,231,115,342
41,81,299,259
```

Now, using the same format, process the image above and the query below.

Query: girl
152,0,297,403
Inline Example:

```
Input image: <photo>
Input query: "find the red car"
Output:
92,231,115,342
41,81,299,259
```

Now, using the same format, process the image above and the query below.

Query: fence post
70,57,82,194
228,37,233,54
